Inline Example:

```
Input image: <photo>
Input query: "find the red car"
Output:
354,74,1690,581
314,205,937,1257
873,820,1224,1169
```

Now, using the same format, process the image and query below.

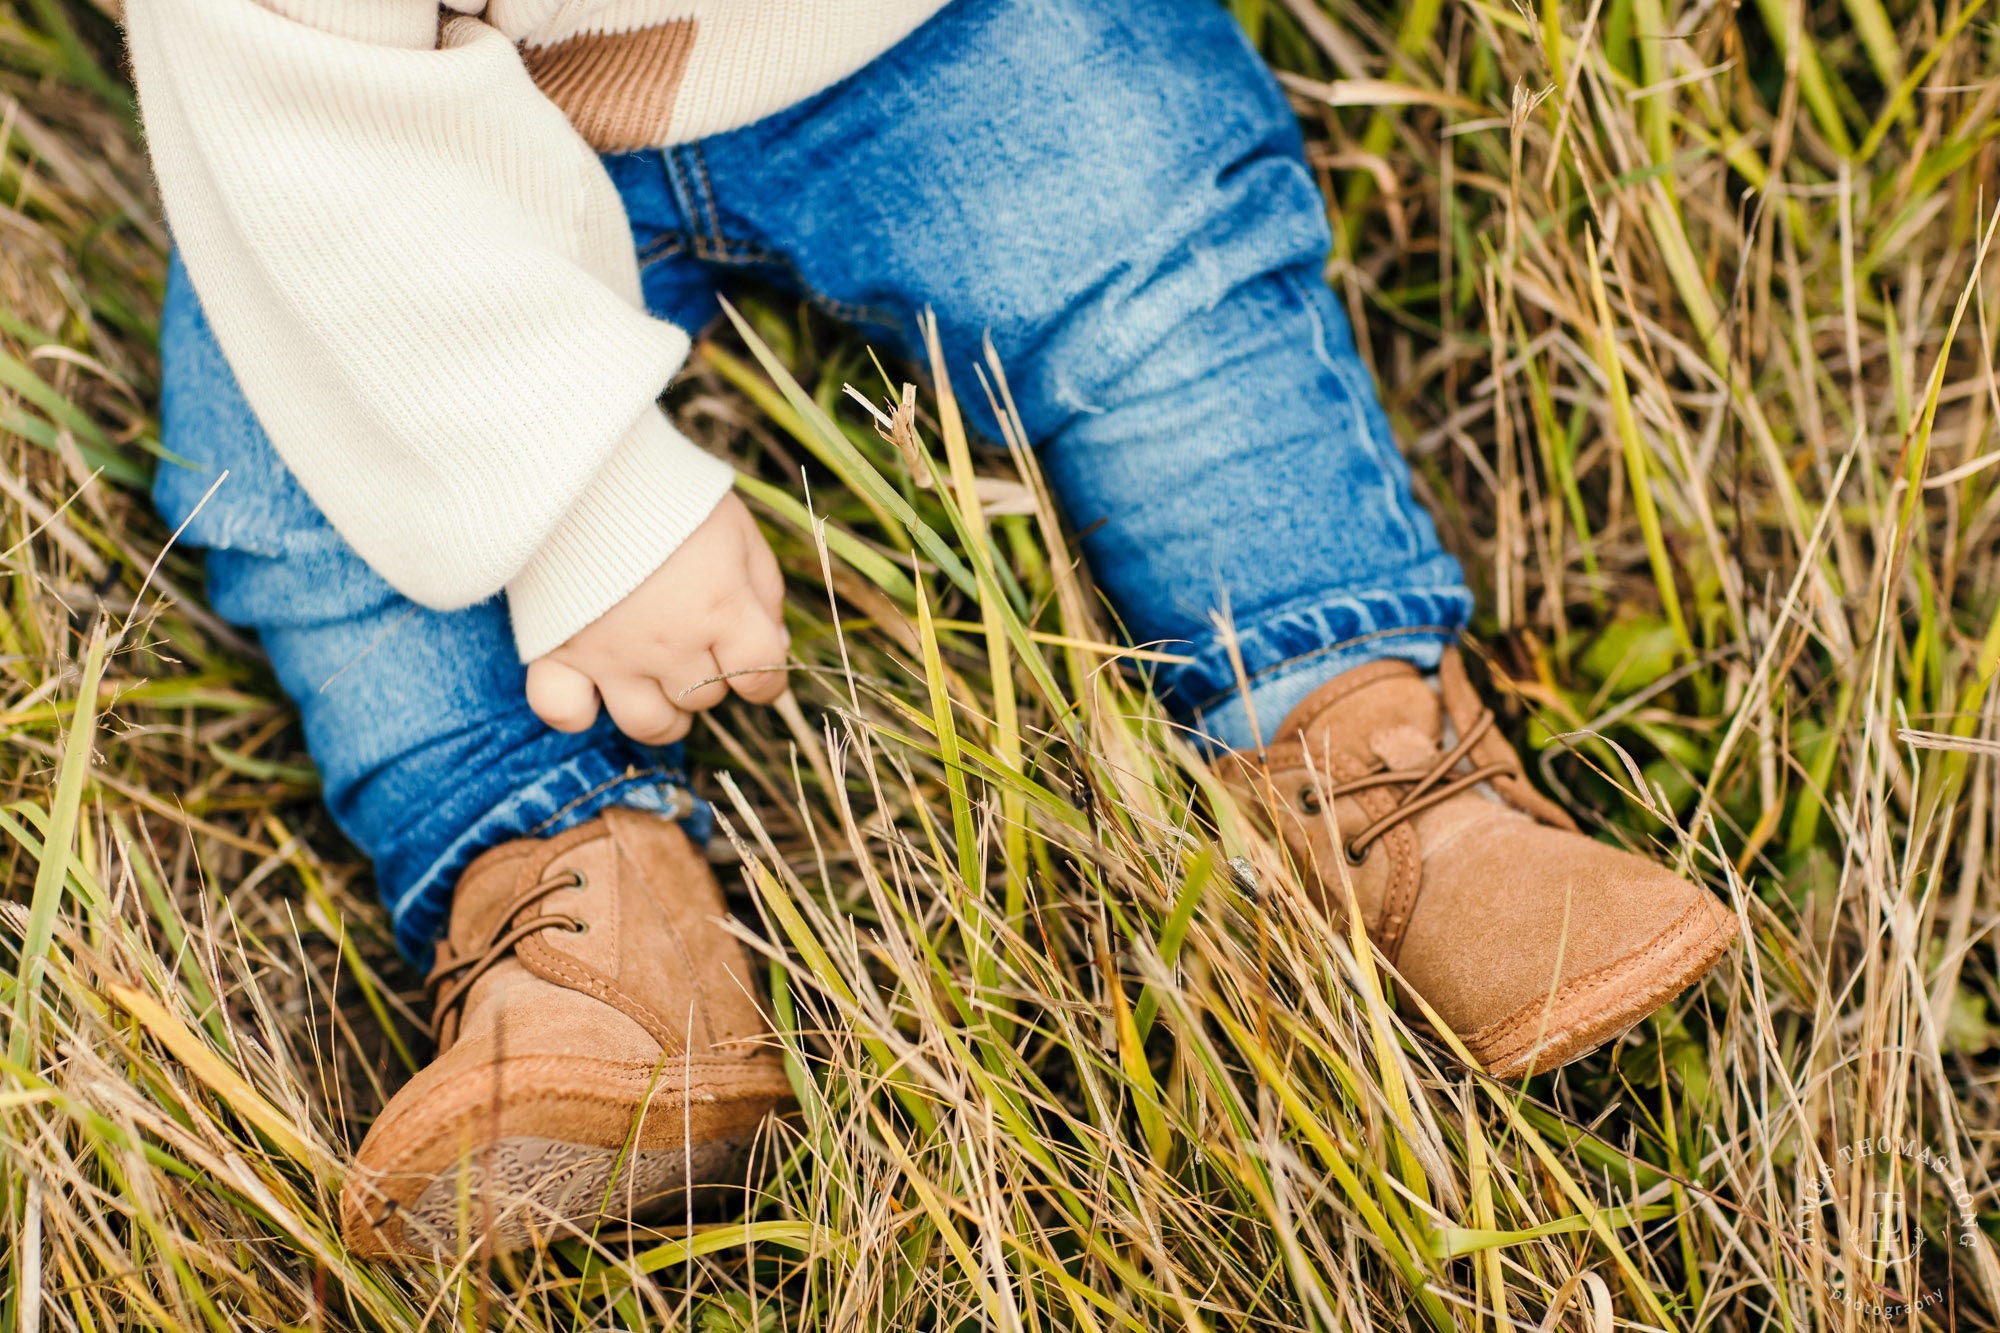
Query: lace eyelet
1342,840,1369,866
567,870,588,891
569,920,591,935
1297,785,1323,815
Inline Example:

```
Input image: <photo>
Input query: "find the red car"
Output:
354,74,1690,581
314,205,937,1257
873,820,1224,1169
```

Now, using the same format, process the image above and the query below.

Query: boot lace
424,868,589,1044
1296,708,1515,863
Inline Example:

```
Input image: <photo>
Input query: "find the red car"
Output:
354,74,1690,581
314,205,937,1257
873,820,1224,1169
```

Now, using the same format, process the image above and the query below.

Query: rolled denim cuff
386,751,712,968
1173,585,1474,752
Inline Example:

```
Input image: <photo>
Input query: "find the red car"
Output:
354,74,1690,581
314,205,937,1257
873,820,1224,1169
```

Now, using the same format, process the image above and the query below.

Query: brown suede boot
1221,648,1736,1078
339,807,793,1257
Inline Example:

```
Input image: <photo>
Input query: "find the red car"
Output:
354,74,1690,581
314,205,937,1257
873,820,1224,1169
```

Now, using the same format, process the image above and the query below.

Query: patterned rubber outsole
381,1132,761,1255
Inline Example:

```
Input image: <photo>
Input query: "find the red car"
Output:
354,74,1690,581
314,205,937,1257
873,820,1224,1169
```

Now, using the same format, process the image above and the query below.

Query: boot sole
340,1057,793,1258
1465,896,1738,1079
388,1130,763,1255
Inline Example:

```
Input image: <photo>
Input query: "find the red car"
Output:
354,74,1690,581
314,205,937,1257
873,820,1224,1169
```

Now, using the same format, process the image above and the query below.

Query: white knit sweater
123,0,945,660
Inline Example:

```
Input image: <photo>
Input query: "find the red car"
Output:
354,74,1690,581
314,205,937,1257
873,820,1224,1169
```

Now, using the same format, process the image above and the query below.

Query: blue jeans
156,0,1470,964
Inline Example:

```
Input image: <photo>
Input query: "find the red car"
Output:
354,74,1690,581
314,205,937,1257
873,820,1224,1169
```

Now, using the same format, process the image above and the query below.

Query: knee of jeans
948,85,1333,439
989,172,1332,443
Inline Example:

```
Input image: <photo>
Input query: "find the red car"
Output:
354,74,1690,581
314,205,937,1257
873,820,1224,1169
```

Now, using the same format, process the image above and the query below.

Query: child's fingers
525,658,600,732
599,677,690,745
714,612,790,704
747,529,785,621
663,653,730,713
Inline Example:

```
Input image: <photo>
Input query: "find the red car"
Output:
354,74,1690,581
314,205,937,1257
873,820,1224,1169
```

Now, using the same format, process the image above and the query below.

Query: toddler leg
156,253,708,965
612,0,1734,1085
162,251,793,1251
675,0,1473,748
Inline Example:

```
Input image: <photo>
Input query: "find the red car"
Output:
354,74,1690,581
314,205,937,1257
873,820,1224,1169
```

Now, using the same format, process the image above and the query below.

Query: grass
2,0,1999,1325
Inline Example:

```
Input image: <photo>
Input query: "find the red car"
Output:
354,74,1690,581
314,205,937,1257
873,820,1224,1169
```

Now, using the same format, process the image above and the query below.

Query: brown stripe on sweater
521,20,697,153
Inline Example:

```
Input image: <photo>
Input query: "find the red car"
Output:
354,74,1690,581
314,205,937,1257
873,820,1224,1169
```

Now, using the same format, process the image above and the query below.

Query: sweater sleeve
124,0,738,661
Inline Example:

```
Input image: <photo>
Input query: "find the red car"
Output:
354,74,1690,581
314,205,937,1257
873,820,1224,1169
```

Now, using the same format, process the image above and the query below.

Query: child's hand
524,493,789,743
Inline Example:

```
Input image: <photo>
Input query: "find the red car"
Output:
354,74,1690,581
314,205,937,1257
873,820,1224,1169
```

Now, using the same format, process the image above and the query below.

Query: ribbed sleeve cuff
504,408,737,662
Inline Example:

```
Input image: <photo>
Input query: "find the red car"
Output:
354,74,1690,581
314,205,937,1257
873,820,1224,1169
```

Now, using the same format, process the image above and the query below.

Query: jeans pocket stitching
675,146,901,331
638,232,693,267
686,145,727,253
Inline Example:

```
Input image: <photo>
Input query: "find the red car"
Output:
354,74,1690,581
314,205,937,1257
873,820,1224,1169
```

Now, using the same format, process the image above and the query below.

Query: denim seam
662,146,718,254
769,262,903,330
1170,585,1473,715
709,238,898,326
701,233,772,265
1333,355,1422,555
527,764,685,837
638,232,691,266
661,146,901,329
686,145,728,253
1288,268,1422,556
1185,624,1458,716
696,239,899,328
669,144,724,253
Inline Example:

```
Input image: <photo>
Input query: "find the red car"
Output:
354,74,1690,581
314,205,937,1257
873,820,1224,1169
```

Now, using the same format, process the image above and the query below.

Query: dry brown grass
5,0,2000,1325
